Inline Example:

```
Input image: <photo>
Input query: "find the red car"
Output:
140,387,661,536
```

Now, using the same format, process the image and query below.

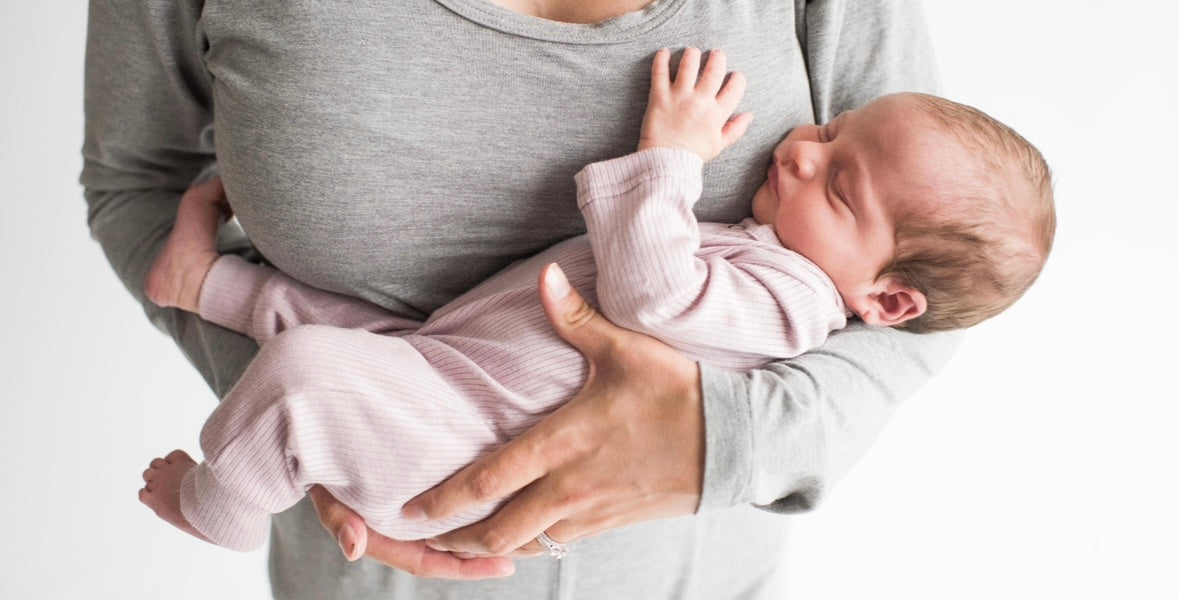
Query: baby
139,48,1054,552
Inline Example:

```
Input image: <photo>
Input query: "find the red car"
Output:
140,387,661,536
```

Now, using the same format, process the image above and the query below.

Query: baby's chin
750,186,775,225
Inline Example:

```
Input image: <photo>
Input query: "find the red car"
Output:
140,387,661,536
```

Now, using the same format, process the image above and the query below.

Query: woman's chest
199,0,814,313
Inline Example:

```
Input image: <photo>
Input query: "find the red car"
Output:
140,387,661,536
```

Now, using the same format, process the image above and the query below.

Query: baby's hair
880,93,1055,333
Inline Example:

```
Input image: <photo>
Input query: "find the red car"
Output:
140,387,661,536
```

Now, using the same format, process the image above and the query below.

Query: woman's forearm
698,324,962,512
82,0,256,397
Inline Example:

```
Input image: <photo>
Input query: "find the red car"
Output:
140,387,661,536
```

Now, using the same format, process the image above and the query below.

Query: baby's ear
855,278,926,327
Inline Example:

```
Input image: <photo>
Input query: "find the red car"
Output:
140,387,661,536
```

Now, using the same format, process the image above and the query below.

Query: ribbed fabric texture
187,149,847,550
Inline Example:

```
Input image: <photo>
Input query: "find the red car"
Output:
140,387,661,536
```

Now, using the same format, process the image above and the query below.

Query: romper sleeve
697,0,963,512
576,148,847,370
198,256,423,345
81,0,258,396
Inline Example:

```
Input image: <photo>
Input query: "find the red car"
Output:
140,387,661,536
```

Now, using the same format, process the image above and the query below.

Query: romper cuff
198,255,269,335
180,462,272,552
574,147,703,210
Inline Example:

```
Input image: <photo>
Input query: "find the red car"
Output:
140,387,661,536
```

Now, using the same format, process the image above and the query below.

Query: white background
1,1,1174,599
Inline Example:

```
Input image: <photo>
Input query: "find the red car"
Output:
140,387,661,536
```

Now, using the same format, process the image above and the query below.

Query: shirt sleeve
81,0,258,397
697,0,961,513
576,148,847,370
199,256,424,345
798,0,943,123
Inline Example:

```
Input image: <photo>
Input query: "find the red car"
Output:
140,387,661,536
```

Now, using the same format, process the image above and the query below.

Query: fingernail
545,264,571,300
495,562,516,577
402,505,427,522
425,538,448,552
455,552,478,560
337,527,359,561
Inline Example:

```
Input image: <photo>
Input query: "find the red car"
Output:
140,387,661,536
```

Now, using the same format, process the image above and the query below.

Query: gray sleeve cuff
697,364,754,512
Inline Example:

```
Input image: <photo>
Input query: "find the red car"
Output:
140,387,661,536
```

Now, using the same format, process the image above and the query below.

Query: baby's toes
165,449,196,466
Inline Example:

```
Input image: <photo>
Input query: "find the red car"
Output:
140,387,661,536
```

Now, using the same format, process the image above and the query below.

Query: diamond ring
536,531,569,559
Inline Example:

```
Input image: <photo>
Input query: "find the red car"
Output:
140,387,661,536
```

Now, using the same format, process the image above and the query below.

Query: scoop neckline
432,0,688,44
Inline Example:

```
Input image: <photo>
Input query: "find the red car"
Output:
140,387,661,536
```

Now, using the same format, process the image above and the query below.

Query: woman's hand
401,263,705,557
307,485,516,578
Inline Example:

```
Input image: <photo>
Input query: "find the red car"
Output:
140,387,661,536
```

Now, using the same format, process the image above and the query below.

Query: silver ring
536,531,569,559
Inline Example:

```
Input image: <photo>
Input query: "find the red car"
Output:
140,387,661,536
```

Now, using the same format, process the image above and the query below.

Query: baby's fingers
721,112,754,149
649,48,672,99
716,69,747,114
696,49,727,96
673,47,702,91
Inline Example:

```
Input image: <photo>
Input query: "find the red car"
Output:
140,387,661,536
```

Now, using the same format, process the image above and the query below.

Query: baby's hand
144,177,229,313
637,48,751,161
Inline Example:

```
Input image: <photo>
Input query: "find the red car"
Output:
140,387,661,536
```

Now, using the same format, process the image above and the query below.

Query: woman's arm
82,0,257,397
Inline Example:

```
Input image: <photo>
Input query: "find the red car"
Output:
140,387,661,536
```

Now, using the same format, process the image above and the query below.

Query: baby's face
751,94,962,312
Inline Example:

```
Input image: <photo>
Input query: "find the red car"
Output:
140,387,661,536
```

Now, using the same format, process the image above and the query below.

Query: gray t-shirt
82,0,960,597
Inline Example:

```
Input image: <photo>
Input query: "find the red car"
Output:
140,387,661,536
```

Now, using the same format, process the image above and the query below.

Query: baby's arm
198,256,421,345
580,49,841,365
146,177,422,345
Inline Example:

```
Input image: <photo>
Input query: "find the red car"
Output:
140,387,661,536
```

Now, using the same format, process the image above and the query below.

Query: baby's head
752,92,1055,332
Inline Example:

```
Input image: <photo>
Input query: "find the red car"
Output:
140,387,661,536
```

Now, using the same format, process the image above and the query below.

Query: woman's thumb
538,263,614,355
308,485,367,561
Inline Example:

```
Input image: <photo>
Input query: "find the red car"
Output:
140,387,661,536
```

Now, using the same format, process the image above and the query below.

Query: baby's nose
786,141,821,180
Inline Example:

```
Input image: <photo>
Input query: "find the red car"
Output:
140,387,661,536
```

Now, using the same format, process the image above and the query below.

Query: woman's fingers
308,484,368,560
403,422,561,523
425,476,566,556
364,531,516,579
308,485,515,578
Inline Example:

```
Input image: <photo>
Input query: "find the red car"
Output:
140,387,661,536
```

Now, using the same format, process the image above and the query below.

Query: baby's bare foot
139,449,212,544
144,177,230,313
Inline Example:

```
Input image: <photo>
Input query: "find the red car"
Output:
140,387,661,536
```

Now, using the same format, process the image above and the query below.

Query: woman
82,0,957,597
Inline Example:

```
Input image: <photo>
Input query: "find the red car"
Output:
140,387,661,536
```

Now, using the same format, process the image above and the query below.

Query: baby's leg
144,176,230,313
138,449,211,544
185,325,502,547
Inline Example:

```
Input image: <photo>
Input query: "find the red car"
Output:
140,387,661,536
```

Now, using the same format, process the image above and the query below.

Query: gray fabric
82,0,952,597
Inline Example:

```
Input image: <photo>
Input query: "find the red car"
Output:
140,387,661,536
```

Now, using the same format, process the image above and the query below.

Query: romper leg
188,324,503,545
